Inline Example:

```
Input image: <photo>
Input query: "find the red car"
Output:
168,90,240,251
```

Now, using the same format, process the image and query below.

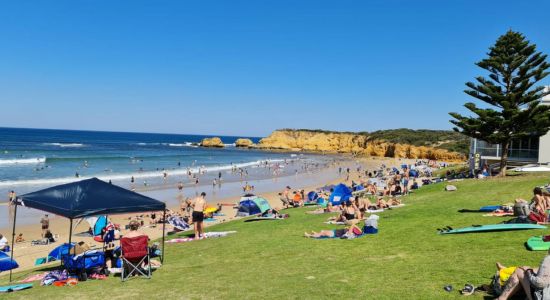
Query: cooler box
63,250,105,272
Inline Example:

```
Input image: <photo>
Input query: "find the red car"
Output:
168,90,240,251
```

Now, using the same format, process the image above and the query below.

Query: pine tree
450,31,550,176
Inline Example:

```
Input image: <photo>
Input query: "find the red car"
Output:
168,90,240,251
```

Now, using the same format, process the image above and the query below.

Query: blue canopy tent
8,177,166,281
329,183,352,206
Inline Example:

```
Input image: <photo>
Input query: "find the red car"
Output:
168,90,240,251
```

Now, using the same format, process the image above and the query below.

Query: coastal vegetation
450,30,550,176
3,172,549,299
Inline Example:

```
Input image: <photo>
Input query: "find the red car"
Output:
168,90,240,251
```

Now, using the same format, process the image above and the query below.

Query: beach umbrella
0,252,18,272
48,243,75,261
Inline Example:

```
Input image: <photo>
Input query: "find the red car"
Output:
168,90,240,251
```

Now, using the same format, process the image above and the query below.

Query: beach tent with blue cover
237,195,271,216
48,243,75,261
307,191,318,202
7,177,166,281
85,215,108,236
329,183,352,205
0,252,18,272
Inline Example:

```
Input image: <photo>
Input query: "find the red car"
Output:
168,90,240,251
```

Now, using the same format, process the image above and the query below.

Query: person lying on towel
304,224,363,239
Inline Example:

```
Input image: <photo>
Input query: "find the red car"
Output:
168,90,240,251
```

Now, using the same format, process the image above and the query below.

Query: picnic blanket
165,231,237,243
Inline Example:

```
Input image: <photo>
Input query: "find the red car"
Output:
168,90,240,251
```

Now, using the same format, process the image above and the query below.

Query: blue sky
1,0,549,137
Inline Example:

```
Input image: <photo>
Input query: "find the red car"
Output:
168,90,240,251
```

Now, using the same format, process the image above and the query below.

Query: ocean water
0,127,330,199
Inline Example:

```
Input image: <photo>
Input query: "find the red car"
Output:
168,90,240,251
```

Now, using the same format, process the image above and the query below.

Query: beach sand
0,156,416,278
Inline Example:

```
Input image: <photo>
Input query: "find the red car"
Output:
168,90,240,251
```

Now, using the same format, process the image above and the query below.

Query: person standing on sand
8,190,16,202
283,186,291,204
40,214,49,238
192,192,207,239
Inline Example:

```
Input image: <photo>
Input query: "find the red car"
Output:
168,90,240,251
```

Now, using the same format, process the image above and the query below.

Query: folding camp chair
120,235,151,281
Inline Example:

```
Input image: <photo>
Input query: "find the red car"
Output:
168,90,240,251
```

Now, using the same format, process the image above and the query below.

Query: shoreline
1,156,421,276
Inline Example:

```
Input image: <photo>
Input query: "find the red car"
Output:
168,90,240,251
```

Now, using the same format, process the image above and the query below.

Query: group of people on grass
278,186,310,208
487,185,550,299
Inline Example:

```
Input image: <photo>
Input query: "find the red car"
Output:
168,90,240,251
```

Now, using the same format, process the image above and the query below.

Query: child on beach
40,214,49,238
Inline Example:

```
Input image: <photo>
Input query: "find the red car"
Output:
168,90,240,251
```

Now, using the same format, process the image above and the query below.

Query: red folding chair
120,235,151,281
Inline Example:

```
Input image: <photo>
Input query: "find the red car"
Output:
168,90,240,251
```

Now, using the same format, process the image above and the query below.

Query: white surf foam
0,159,285,188
0,157,46,165
44,143,85,148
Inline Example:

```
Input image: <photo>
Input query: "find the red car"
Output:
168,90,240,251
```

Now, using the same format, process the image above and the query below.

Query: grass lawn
2,173,550,299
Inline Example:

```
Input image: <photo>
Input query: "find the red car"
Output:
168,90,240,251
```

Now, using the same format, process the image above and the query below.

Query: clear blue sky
1,0,549,137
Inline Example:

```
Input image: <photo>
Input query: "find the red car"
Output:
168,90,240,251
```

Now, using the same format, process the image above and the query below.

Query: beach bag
529,211,547,223
514,201,530,217
491,267,517,296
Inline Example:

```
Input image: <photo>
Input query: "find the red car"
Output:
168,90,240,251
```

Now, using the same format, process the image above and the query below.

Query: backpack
513,201,531,217
491,271,502,296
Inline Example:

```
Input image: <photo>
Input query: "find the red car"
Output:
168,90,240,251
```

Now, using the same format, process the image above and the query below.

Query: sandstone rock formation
257,130,465,161
200,137,224,148
235,138,254,147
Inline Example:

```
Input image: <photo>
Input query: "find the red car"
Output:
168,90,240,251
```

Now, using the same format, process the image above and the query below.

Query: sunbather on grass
495,250,550,300
304,224,363,238
306,202,341,214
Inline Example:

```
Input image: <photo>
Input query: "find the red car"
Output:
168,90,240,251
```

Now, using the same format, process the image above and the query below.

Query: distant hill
366,129,469,154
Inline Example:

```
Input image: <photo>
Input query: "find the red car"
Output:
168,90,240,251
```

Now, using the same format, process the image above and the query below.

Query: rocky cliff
200,137,224,147
256,129,465,161
235,138,254,147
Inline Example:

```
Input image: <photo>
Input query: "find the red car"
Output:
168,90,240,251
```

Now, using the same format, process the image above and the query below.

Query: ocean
0,127,331,200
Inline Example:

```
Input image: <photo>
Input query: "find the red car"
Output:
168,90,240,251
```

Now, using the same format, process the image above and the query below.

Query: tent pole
9,200,18,282
69,218,73,255
161,210,166,264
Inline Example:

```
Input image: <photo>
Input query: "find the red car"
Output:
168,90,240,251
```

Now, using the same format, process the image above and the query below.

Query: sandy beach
0,156,418,278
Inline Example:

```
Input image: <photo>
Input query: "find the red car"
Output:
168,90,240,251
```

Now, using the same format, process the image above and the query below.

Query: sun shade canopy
19,178,165,219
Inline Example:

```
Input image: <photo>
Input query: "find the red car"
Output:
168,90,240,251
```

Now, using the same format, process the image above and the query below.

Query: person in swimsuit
342,200,357,221
496,249,550,300
304,224,363,238
40,214,49,238
192,192,207,239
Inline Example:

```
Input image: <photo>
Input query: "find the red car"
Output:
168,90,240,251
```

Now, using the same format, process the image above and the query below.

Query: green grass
2,173,550,299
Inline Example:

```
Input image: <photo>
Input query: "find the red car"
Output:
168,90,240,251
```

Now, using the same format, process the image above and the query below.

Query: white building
470,86,550,169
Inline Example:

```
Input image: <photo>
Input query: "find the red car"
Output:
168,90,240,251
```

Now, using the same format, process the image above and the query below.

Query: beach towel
483,212,514,217
324,221,346,225
20,272,48,283
168,216,190,231
314,233,366,240
165,231,237,243
245,216,285,222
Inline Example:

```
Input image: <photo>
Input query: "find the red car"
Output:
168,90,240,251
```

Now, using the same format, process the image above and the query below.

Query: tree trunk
498,140,510,177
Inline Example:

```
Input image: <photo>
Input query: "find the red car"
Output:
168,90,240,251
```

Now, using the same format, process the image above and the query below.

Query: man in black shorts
192,192,206,239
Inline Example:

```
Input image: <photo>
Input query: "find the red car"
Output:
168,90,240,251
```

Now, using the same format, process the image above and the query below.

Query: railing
476,147,538,161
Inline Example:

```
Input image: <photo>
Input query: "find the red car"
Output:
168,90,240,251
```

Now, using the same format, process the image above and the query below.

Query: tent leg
69,218,73,255
161,210,166,264
9,201,18,282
